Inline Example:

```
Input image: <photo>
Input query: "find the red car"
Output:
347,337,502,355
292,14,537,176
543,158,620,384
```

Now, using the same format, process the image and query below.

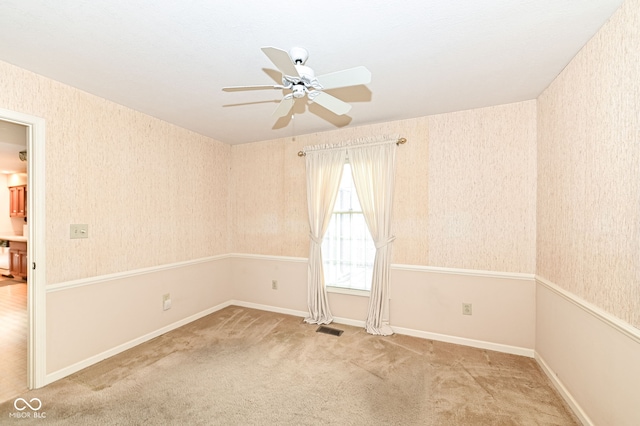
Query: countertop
0,235,27,242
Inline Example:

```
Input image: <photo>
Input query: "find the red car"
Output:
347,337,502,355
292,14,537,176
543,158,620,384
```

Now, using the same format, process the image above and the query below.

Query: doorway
0,108,46,400
0,119,28,402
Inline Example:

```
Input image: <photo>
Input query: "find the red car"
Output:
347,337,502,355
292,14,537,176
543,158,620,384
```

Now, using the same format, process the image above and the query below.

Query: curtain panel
304,149,346,324
349,142,397,335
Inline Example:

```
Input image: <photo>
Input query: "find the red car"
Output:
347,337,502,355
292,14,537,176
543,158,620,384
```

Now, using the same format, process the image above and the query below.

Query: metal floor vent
316,326,344,337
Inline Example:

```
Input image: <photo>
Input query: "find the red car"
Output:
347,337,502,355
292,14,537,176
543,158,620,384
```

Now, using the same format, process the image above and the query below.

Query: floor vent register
316,326,344,337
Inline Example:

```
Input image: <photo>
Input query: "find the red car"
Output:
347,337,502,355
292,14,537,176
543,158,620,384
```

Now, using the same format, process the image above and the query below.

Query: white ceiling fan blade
310,92,352,116
261,47,299,78
222,84,285,91
273,97,295,118
316,66,371,90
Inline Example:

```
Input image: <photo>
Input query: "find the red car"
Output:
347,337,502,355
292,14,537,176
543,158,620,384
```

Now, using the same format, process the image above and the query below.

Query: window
322,163,375,291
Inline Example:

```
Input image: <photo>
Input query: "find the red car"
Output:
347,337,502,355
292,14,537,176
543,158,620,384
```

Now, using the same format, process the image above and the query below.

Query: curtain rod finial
397,137,407,145
298,151,305,157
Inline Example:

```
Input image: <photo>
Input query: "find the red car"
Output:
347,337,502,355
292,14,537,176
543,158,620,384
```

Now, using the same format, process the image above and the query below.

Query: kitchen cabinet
9,241,27,279
9,185,27,218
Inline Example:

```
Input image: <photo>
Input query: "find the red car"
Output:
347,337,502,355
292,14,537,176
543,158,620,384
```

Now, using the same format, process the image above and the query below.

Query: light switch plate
70,224,89,239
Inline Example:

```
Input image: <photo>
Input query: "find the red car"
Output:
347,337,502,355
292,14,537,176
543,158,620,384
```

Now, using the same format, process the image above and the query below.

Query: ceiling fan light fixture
292,85,306,98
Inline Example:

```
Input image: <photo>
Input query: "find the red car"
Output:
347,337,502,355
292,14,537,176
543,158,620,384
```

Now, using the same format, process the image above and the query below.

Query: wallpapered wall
537,0,640,328
0,61,231,284
231,100,537,274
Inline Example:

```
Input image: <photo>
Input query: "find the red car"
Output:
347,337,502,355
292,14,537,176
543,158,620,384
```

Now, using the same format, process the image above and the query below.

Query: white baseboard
332,316,366,328
45,300,234,385
392,325,534,357
229,300,308,319
230,300,366,328
231,300,534,357
535,351,593,426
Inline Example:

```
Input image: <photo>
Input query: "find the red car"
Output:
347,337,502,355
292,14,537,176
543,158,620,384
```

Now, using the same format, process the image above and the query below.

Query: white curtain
304,149,346,324
348,141,397,335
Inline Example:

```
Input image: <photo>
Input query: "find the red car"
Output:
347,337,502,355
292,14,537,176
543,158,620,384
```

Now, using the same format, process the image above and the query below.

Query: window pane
333,164,361,212
322,163,375,291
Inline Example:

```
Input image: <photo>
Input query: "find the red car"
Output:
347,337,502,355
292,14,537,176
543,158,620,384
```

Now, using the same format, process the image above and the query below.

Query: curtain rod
297,137,407,157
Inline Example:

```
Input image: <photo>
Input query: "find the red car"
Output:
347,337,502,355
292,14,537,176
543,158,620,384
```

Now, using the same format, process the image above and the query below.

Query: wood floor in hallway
0,280,28,404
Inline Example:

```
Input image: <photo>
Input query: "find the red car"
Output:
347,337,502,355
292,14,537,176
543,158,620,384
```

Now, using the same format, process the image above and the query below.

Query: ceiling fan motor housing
289,47,309,64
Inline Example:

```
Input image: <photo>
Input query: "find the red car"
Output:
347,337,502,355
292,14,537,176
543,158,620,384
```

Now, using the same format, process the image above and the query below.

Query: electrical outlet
462,303,472,315
272,280,278,290
70,224,89,239
163,293,172,311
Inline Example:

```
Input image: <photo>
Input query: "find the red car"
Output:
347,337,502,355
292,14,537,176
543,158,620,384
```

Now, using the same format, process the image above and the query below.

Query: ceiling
0,0,624,145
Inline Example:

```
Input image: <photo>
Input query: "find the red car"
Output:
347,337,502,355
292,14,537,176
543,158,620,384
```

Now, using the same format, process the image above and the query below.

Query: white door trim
0,107,46,388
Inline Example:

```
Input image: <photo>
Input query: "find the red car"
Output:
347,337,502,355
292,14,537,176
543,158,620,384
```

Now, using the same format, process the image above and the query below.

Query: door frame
0,107,46,388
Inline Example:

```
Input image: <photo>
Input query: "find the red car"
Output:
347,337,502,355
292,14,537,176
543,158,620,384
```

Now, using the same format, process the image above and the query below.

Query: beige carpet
0,306,578,425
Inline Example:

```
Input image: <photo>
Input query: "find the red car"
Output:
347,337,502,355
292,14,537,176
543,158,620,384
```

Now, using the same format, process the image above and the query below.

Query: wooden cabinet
9,185,27,218
9,241,27,280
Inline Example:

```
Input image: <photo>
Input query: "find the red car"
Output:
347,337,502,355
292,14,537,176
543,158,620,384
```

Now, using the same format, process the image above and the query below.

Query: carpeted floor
0,306,579,425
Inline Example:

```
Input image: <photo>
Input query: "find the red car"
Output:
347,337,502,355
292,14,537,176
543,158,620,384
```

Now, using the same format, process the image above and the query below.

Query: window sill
326,286,370,297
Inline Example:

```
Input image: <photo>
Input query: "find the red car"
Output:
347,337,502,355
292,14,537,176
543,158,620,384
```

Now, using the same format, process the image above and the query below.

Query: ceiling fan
223,46,371,118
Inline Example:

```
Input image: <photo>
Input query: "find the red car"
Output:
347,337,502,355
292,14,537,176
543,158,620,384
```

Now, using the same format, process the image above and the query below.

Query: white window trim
326,285,371,297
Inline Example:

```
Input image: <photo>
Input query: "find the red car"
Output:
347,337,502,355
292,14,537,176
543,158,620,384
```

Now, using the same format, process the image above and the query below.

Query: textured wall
231,101,537,274
537,0,640,328
0,60,231,284
427,102,537,272
230,138,307,257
